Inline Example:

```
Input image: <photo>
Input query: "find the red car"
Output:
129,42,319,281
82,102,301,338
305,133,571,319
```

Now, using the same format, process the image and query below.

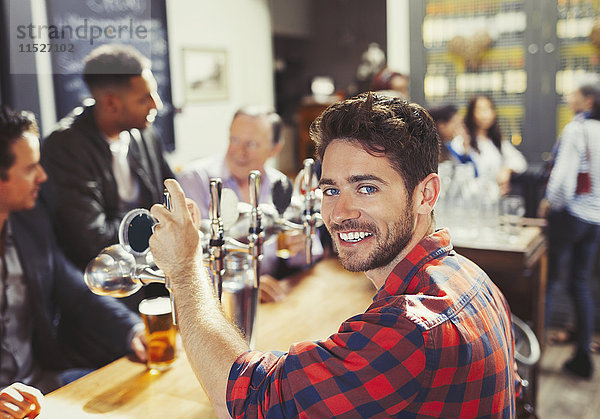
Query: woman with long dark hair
545,78,600,379
451,95,527,194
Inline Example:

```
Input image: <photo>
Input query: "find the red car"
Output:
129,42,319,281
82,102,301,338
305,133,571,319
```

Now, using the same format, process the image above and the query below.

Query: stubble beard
328,210,415,272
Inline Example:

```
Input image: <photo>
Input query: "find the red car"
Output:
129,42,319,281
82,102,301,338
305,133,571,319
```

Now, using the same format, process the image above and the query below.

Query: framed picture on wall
182,48,229,102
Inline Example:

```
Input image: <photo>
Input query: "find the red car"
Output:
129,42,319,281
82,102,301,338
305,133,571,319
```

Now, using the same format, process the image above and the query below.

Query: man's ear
414,173,440,215
95,90,121,115
105,93,122,114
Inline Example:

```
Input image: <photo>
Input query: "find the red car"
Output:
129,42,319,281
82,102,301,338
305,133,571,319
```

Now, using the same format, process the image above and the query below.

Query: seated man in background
41,44,173,274
0,106,145,416
178,106,322,301
149,93,516,417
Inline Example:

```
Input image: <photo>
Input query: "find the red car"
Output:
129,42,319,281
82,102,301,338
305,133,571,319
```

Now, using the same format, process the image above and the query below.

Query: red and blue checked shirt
227,229,516,418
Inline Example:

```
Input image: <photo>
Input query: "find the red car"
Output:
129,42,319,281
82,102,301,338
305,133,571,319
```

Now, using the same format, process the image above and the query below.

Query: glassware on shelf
444,162,480,241
500,194,526,241
477,175,501,240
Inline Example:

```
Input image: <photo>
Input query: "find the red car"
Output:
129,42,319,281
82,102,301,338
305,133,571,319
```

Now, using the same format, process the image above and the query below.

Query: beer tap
248,170,263,289
84,244,166,298
302,158,317,265
162,189,177,325
209,178,226,301
83,172,267,339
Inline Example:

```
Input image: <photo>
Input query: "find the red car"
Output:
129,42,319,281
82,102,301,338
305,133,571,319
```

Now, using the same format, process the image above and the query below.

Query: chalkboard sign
45,0,175,151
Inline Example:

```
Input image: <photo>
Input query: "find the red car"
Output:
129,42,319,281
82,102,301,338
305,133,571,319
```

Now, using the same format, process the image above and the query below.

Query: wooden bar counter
41,258,375,418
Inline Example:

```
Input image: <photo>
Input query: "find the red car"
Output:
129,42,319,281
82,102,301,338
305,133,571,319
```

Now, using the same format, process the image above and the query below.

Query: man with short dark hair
149,93,516,417
0,105,144,415
41,44,173,274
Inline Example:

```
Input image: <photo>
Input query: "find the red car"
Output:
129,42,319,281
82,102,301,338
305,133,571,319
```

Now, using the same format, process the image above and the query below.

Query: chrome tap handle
161,189,178,325
302,158,316,265
133,265,167,285
248,171,262,289
209,179,225,301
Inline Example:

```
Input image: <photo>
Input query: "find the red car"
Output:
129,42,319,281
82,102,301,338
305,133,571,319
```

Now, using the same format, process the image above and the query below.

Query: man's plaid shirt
227,229,516,418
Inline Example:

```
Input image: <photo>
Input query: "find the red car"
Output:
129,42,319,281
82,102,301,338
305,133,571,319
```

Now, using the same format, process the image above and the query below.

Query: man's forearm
172,262,249,417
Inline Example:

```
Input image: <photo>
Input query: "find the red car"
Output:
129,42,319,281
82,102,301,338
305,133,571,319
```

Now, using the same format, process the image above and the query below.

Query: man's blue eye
323,188,339,196
359,185,376,194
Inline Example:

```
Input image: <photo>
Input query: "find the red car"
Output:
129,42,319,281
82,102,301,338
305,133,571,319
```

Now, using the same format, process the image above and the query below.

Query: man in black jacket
0,106,145,416
41,44,174,274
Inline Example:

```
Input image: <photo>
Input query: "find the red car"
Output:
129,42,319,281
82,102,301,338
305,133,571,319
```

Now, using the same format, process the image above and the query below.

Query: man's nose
37,165,47,184
329,193,360,225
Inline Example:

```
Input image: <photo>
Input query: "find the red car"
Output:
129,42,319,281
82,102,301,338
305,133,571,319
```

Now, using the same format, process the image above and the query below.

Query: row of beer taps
207,158,319,300
84,158,321,326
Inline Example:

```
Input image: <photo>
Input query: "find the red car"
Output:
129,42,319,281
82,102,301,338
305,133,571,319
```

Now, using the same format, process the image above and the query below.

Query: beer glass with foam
139,296,177,371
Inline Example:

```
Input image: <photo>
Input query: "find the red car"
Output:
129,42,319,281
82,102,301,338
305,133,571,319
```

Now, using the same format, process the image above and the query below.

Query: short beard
328,209,415,272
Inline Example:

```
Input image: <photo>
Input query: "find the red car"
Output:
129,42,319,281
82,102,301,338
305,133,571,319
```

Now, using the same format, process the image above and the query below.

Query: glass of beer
276,229,302,259
139,296,177,371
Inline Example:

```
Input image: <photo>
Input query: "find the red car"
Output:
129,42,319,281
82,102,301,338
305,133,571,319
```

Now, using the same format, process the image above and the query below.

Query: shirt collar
220,158,236,183
373,229,453,301
106,131,131,154
219,158,276,200
1,220,12,246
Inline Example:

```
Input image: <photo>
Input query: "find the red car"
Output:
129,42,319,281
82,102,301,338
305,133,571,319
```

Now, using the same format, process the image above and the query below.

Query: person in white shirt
543,78,600,379
451,95,527,195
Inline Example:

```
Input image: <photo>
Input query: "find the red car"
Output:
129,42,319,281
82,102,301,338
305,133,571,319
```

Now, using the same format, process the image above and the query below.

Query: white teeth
339,231,372,243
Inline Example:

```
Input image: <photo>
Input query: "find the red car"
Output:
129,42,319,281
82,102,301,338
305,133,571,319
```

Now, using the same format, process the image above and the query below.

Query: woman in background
452,95,527,194
429,103,469,163
544,78,600,379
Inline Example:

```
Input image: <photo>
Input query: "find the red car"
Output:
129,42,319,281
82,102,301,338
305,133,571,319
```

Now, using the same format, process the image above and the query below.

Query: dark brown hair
83,44,150,93
0,105,39,181
310,92,439,194
464,95,502,152
579,79,600,120
428,104,458,124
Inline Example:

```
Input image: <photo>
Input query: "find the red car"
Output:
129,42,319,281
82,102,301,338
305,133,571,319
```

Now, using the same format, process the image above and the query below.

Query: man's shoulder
136,126,163,145
11,204,53,234
180,155,225,178
385,250,491,327
424,250,509,321
44,106,97,148
10,204,57,257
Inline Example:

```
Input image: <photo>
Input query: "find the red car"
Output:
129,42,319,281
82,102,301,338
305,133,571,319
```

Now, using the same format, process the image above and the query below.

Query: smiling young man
149,93,516,418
